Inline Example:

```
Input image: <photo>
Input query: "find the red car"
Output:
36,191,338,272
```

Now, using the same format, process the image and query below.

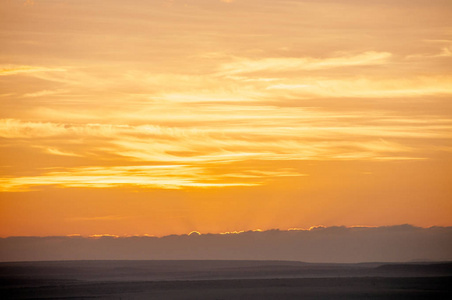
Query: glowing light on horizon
188,231,202,236
88,234,120,239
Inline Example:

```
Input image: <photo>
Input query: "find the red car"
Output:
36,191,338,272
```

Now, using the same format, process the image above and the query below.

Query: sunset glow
0,0,451,237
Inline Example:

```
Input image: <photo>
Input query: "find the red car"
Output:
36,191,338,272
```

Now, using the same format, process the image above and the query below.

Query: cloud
88,234,119,239
265,76,452,98
0,165,307,191
406,42,452,59
219,52,391,75
1,117,448,192
1,225,451,263
22,89,67,98
43,147,82,157
0,119,129,138
0,65,66,76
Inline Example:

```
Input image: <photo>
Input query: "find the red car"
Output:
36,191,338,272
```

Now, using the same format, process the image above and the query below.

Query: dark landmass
2,277,451,300
1,260,451,299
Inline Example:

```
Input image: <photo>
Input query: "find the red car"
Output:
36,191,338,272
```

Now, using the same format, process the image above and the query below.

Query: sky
0,0,451,238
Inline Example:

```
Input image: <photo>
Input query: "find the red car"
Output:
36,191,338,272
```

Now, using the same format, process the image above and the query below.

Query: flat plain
1,260,451,299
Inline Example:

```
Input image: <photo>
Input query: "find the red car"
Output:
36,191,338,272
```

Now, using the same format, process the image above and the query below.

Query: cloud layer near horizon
1,225,451,263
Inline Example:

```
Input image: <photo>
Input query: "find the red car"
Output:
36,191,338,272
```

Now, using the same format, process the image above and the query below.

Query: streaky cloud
219,51,391,75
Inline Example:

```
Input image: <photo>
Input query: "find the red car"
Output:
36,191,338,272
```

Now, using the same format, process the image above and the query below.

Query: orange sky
0,0,451,237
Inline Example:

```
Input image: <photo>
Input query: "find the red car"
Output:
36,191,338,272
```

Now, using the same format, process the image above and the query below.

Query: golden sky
0,0,451,237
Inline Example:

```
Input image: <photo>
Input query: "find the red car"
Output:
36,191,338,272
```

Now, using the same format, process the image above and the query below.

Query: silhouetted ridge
376,263,452,276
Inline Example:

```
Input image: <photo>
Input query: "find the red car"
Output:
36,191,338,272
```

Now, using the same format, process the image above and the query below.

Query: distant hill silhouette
1,260,451,283
375,262,452,276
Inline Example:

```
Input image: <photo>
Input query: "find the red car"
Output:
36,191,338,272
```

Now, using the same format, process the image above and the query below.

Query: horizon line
2,223,450,239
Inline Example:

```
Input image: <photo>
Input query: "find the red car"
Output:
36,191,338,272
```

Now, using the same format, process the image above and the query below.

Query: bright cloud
219,52,392,75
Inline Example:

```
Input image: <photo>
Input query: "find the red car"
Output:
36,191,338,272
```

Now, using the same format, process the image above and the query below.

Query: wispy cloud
22,89,67,98
43,147,82,157
0,165,306,191
1,117,448,178
219,52,391,75
266,76,452,98
0,65,66,76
